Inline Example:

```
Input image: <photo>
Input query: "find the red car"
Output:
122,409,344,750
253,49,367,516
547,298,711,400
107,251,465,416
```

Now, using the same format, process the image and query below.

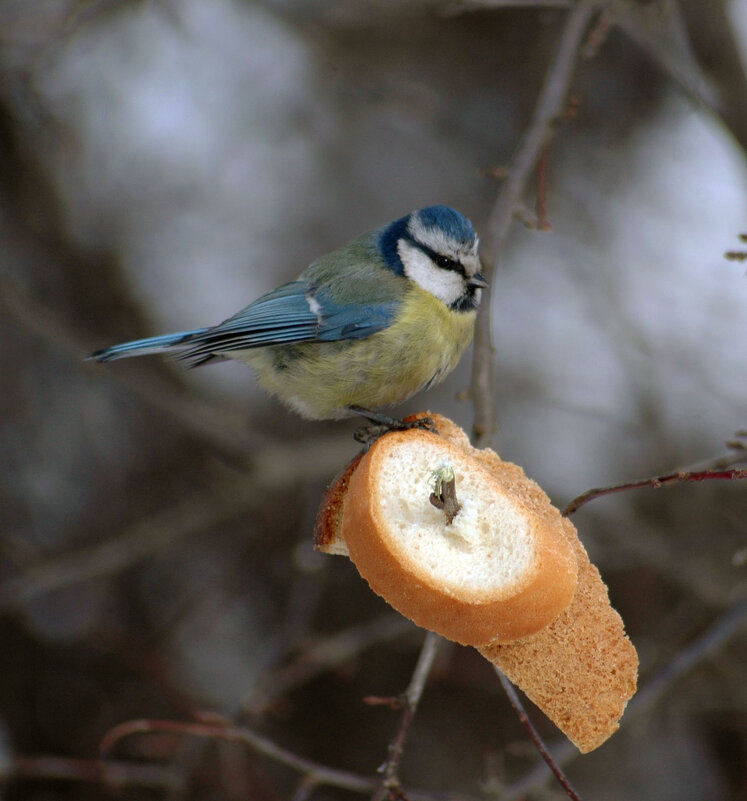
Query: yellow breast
236,286,477,419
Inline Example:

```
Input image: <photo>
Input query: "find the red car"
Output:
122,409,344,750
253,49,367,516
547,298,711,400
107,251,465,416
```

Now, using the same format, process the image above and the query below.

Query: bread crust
479,532,638,752
340,428,578,646
313,452,362,556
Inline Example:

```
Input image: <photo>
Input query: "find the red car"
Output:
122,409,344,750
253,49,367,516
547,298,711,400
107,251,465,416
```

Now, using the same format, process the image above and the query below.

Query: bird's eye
435,255,458,270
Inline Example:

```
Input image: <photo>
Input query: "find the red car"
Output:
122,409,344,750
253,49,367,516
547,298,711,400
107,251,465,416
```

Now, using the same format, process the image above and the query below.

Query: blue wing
91,279,400,367
179,280,399,366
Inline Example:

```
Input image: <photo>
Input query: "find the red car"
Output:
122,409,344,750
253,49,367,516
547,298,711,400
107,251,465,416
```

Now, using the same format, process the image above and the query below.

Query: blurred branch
13,601,744,798
614,1,718,109
242,615,414,717
461,0,747,150
97,634,442,801
628,598,747,717
99,712,484,801
471,0,598,446
466,0,744,447
100,718,377,795
452,0,572,10
680,1,747,154
0,480,257,611
1,277,267,464
0,755,183,793
0,436,352,612
372,631,441,801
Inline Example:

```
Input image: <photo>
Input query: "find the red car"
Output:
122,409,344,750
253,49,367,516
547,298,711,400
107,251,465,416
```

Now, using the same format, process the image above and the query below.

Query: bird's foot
349,407,438,447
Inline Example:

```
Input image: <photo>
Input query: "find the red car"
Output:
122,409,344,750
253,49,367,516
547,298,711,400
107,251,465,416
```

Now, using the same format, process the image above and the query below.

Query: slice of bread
314,412,638,752
340,428,578,646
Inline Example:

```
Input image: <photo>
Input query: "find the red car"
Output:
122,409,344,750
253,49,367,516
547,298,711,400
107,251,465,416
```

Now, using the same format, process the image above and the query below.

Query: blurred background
1,0,746,799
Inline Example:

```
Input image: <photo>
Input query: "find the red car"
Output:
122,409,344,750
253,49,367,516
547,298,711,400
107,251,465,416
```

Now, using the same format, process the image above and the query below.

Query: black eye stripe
404,234,467,277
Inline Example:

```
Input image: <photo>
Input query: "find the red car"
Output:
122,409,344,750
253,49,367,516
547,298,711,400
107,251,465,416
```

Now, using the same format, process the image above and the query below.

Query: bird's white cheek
398,242,463,306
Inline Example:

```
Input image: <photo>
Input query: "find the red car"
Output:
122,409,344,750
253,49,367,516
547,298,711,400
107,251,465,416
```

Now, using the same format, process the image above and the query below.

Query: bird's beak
468,273,488,289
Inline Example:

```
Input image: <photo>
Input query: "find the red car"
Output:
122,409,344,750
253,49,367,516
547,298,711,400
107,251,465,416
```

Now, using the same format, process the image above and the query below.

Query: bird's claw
351,410,439,449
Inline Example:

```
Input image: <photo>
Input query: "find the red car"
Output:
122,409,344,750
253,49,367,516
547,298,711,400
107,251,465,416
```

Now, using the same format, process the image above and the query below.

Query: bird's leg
348,406,438,447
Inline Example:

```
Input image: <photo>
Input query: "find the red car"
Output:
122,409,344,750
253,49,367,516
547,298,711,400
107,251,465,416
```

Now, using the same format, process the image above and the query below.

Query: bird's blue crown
416,205,476,244
379,205,476,275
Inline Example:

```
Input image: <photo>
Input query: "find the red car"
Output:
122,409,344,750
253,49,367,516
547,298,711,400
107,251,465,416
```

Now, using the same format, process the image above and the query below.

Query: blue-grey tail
88,328,211,363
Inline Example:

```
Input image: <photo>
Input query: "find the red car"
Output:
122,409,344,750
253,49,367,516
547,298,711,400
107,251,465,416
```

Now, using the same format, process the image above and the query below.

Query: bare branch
1,755,182,792
471,1,598,446
98,704,487,801
501,599,747,800
562,467,747,517
100,718,377,795
372,632,442,801
452,0,572,12
1,276,261,464
495,670,582,801
615,0,719,111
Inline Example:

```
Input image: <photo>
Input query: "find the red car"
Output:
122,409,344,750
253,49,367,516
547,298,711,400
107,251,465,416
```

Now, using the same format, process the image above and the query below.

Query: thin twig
533,145,552,230
451,0,572,12
371,632,442,801
98,708,486,801
100,719,377,795
471,0,598,446
494,670,582,801
500,599,747,800
562,467,747,516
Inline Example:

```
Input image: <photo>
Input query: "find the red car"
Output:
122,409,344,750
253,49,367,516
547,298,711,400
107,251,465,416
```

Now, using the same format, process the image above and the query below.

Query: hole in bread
375,442,535,595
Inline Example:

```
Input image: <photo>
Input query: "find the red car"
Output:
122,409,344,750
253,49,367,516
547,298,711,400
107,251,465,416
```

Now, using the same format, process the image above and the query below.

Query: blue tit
90,205,487,421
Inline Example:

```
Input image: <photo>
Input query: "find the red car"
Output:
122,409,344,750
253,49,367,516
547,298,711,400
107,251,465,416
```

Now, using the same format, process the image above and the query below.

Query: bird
90,205,486,423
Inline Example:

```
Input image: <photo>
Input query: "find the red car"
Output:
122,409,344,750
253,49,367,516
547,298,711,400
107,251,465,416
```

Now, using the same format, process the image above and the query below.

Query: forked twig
97,633,443,801
371,632,442,801
100,718,376,795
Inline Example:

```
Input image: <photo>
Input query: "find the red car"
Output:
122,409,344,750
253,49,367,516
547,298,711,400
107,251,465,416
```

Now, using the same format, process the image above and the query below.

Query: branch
0,276,262,465
471,0,598,446
0,436,352,612
495,670,581,801
98,698,485,801
1,755,182,792
500,599,747,800
100,718,376,796
562,467,747,516
372,632,442,801
627,598,747,719
614,0,719,111
452,0,572,11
